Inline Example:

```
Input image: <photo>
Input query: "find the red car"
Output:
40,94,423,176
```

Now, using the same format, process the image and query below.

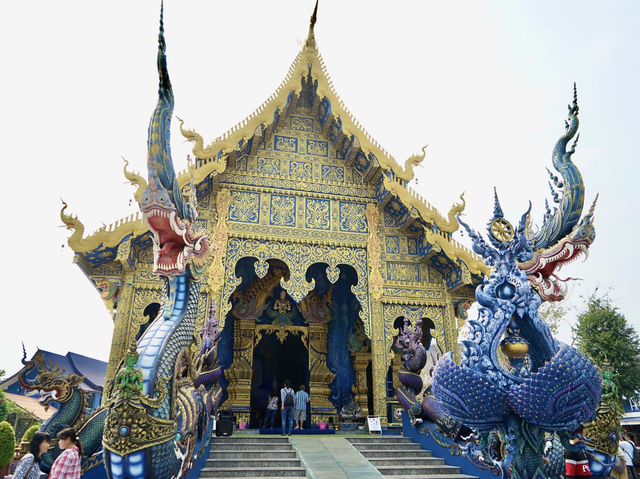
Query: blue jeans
281,405,294,434
263,408,276,428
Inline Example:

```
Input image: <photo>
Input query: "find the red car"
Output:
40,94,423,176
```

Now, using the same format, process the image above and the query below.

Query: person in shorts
293,384,309,430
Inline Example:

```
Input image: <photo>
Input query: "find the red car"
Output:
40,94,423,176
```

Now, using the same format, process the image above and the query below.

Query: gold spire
306,0,319,48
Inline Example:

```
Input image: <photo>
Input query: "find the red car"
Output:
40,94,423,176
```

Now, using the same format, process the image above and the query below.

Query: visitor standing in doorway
294,384,309,430
263,391,279,429
280,380,295,436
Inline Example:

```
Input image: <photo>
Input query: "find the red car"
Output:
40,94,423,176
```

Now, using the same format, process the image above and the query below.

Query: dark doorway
250,333,309,427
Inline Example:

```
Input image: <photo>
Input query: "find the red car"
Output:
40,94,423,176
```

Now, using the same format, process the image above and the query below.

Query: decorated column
365,204,387,421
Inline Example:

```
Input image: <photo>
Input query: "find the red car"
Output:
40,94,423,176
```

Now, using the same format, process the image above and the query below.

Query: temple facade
63,8,487,425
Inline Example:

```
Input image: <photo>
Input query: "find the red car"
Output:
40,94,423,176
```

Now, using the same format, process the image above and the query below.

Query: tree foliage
573,293,640,398
0,390,8,423
538,300,567,335
0,421,15,467
21,424,41,445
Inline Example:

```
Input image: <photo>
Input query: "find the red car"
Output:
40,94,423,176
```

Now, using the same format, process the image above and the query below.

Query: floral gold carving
366,204,383,301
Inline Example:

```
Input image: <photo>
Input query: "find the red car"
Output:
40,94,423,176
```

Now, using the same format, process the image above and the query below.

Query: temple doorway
249,333,308,427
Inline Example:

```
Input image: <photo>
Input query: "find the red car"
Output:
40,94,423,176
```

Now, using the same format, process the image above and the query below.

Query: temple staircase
347,436,478,479
200,436,306,478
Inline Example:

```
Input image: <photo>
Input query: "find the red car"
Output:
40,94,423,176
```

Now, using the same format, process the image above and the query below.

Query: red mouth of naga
144,207,202,274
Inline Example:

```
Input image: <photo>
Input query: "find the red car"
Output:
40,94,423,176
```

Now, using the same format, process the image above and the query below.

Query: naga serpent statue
101,4,222,478
431,192,601,479
17,350,107,475
395,317,472,441
518,85,597,301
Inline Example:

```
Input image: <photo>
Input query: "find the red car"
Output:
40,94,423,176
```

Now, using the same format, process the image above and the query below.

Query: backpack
283,388,294,406
633,445,640,468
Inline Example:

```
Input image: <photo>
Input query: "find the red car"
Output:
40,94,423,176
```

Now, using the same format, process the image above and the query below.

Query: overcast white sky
1,1,638,376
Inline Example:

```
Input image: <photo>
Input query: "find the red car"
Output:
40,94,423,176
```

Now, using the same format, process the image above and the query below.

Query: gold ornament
491,218,514,242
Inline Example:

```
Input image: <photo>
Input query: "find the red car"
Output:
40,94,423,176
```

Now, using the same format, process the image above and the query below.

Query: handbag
613,455,627,473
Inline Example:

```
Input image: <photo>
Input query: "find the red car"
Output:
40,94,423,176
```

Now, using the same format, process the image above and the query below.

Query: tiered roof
62,3,488,284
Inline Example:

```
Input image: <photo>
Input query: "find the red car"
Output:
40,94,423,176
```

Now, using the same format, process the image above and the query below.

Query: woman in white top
9,432,51,479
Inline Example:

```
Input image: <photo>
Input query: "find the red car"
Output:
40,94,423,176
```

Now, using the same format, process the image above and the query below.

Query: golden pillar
391,351,402,392
365,204,387,423
224,319,255,423
369,300,388,423
102,271,135,403
352,351,370,417
308,322,336,423
444,291,460,363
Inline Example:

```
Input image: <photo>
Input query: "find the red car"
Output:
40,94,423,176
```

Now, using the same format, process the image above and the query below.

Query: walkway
291,436,384,479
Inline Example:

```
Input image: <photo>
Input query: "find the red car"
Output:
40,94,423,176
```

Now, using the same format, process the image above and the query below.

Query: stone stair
347,436,477,479
200,436,306,478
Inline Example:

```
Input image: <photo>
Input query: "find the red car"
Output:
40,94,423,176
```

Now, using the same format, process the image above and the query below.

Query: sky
1,1,638,376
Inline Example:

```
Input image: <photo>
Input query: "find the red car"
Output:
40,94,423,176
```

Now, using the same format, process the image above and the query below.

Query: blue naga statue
17,350,107,476
431,194,601,478
101,4,222,478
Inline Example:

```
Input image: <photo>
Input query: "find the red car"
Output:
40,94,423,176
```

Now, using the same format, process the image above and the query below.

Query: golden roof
62,5,488,278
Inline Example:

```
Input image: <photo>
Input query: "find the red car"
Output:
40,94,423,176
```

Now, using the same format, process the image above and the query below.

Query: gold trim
254,324,308,346
122,158,147,205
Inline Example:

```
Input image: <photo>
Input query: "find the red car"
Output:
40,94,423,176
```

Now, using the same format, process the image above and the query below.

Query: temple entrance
219,257,371,426
250,333,308,427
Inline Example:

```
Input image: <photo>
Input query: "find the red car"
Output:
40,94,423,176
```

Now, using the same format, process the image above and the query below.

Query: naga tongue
160,242,181,260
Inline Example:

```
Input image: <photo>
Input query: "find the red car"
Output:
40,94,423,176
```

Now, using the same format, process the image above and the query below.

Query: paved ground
291,436,384,479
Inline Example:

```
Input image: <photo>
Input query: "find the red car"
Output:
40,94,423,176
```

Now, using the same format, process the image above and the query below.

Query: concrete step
349,442,424,450
199,466,306,477
368,457,445,466
376,464,462,475
206,459,303,468
346,437,414,443
211,450,297,459
209,443,294,451
211,437,290,444
385,476,477,479
358,449,433,458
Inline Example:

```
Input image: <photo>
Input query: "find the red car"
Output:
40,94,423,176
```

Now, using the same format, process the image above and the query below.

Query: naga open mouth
143,207,207,275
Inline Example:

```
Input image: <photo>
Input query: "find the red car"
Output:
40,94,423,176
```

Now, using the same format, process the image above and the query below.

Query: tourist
263,391,279,429
7,432,51,479
293,384,309,430
565,427,591,478
280,380,295,436
49,428,83,479
620,434,638,479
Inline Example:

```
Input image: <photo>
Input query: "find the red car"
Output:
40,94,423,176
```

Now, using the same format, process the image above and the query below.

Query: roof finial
306,0,319,48
493,187,504,219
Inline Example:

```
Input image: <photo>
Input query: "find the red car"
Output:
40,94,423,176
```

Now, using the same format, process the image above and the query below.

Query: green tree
538,300,567,335
21,424,41,444
573,292,640,398
0,389,8,423
0,421,15,467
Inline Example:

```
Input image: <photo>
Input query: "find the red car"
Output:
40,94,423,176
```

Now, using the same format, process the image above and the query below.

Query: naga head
140,3,208,276
18,352,83,408
519,85,597,301
521,195,597,301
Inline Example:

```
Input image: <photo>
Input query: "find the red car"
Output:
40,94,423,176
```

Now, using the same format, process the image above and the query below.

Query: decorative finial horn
156,0,171,92
306,0,319,48
310,0,318,29
493,187,504,218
